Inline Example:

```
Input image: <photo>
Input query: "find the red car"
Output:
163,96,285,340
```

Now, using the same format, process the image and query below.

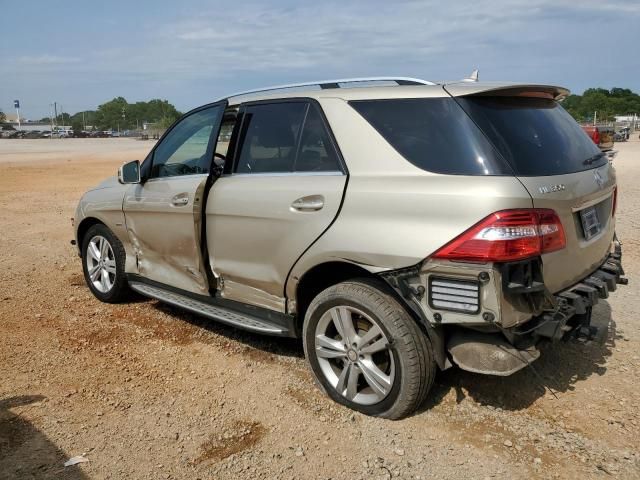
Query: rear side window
350,98,510,175
295,104,341,172
456,96,605,176
235,103,307,174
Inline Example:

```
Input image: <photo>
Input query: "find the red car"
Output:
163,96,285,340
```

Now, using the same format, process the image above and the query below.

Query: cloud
3,0,639,116
15,0,636,82
152,0,639,78
17,55,82,65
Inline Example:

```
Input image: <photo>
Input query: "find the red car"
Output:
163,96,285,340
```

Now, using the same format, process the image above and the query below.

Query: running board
129,281,290,336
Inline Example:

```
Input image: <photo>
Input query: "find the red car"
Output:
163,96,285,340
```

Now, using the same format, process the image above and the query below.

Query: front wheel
81,224,130,303
303,280,435,420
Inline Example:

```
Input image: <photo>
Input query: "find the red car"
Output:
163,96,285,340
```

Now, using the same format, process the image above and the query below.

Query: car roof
224,80,570,105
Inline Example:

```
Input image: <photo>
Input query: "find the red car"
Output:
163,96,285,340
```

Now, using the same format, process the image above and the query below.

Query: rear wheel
303,279,435,419
81,224,129,303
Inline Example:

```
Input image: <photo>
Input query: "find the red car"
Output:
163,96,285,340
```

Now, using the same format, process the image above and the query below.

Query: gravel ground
0,137,639,479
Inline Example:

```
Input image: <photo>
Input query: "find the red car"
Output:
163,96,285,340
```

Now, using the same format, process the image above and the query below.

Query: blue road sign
14,100,20,109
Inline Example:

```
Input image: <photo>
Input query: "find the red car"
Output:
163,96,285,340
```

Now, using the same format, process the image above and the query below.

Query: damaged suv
73,77,627,419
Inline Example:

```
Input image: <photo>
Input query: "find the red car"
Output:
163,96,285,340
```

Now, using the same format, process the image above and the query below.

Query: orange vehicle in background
582,124,615,151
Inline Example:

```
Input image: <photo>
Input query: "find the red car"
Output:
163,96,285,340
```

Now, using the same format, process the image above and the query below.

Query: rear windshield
456,96,605,176
350,96,605,176
350,98,511,175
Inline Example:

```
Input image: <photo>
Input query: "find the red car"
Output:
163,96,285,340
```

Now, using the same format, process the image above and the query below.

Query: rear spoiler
444,83,570,101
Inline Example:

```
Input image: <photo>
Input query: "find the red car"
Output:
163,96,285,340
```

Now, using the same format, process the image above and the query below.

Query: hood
90,175,120,191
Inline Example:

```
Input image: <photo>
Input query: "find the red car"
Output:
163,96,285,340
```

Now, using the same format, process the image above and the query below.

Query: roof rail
224,77,436,100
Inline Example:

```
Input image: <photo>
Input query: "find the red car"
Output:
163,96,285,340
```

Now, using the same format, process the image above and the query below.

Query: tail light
592,129,600,145
432,209,566,262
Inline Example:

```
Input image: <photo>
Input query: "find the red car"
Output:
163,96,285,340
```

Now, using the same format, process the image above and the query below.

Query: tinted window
456,96,605,176
350,98,509,175
151,106,223,178
235,103,307,174
295,104,341,172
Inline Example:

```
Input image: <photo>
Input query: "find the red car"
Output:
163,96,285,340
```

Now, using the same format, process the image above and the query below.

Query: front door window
151,106,223,178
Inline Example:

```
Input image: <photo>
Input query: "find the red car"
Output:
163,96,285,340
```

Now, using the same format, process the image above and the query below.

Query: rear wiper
583,152,606,165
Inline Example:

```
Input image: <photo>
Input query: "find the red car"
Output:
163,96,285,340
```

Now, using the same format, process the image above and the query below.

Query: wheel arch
294,260,447,370
294,261,375,327
76,217,105,250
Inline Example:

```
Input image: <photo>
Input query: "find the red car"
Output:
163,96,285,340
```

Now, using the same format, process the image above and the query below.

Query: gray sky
1,0,639,119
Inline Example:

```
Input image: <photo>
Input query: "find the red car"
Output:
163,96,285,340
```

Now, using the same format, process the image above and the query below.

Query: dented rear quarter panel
286,97,535,300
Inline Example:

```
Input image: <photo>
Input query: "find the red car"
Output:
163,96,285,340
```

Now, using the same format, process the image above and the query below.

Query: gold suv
74,77,627,418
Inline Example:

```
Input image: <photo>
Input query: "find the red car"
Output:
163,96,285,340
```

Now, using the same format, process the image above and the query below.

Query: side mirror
118,160,141,184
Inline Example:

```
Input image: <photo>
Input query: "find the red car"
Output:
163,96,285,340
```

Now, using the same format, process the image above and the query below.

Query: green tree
0,109,5,123
72,121,83,137
70,111,97,129
59,112,72,125
95,97,128,130
95,97,181,130
561,87,640,123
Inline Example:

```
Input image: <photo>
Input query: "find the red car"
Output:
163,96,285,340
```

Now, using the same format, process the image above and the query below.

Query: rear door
205,100,347,311
455,94,616,292
123,103,224,294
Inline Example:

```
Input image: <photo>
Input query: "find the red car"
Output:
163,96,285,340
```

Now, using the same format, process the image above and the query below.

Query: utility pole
49,104,54,138
53,102,58,130
593,111,597,126
83,111,86,131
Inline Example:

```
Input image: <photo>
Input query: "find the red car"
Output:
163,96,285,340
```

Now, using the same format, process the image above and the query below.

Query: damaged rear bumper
527,237,627,342
448,238,627,376
381,237,627,376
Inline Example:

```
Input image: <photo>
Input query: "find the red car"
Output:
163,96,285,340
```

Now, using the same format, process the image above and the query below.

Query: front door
206,100,348,311
124,103,224,294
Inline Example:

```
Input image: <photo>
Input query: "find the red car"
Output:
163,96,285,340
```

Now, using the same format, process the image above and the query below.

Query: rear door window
235,102,307,174
295,104,342,172
456,96,605,176
350,98,510,175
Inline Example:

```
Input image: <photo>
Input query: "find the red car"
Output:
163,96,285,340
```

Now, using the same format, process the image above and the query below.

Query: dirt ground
0,137,639,480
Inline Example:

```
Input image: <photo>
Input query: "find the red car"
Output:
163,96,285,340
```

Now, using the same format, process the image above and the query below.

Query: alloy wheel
314,306,395,405
86,235,116,293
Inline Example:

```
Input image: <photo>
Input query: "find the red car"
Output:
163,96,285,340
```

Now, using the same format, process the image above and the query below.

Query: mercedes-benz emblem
594,170,604,188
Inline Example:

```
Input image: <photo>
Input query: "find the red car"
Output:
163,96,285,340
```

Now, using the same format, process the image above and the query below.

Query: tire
303,279,435,420
81,224,130,303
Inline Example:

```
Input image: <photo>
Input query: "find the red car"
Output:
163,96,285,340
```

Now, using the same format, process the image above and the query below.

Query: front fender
74,182,132,269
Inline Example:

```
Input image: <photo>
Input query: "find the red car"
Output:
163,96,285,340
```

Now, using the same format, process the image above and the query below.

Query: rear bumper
380,237,627,375
528,236,627,342
447,239,628,376
441,237,627,376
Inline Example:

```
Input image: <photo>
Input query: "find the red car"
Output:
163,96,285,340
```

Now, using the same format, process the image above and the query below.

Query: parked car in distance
614,127,630,142
73,77,627,419
581,124,614,151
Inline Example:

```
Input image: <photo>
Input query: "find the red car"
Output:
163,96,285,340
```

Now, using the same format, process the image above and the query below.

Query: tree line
561,88,640,123
3,87,639,131
34,97,182,131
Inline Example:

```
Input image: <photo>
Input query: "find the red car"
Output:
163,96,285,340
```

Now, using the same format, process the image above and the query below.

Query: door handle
171,193,189,207
291,195,324,211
